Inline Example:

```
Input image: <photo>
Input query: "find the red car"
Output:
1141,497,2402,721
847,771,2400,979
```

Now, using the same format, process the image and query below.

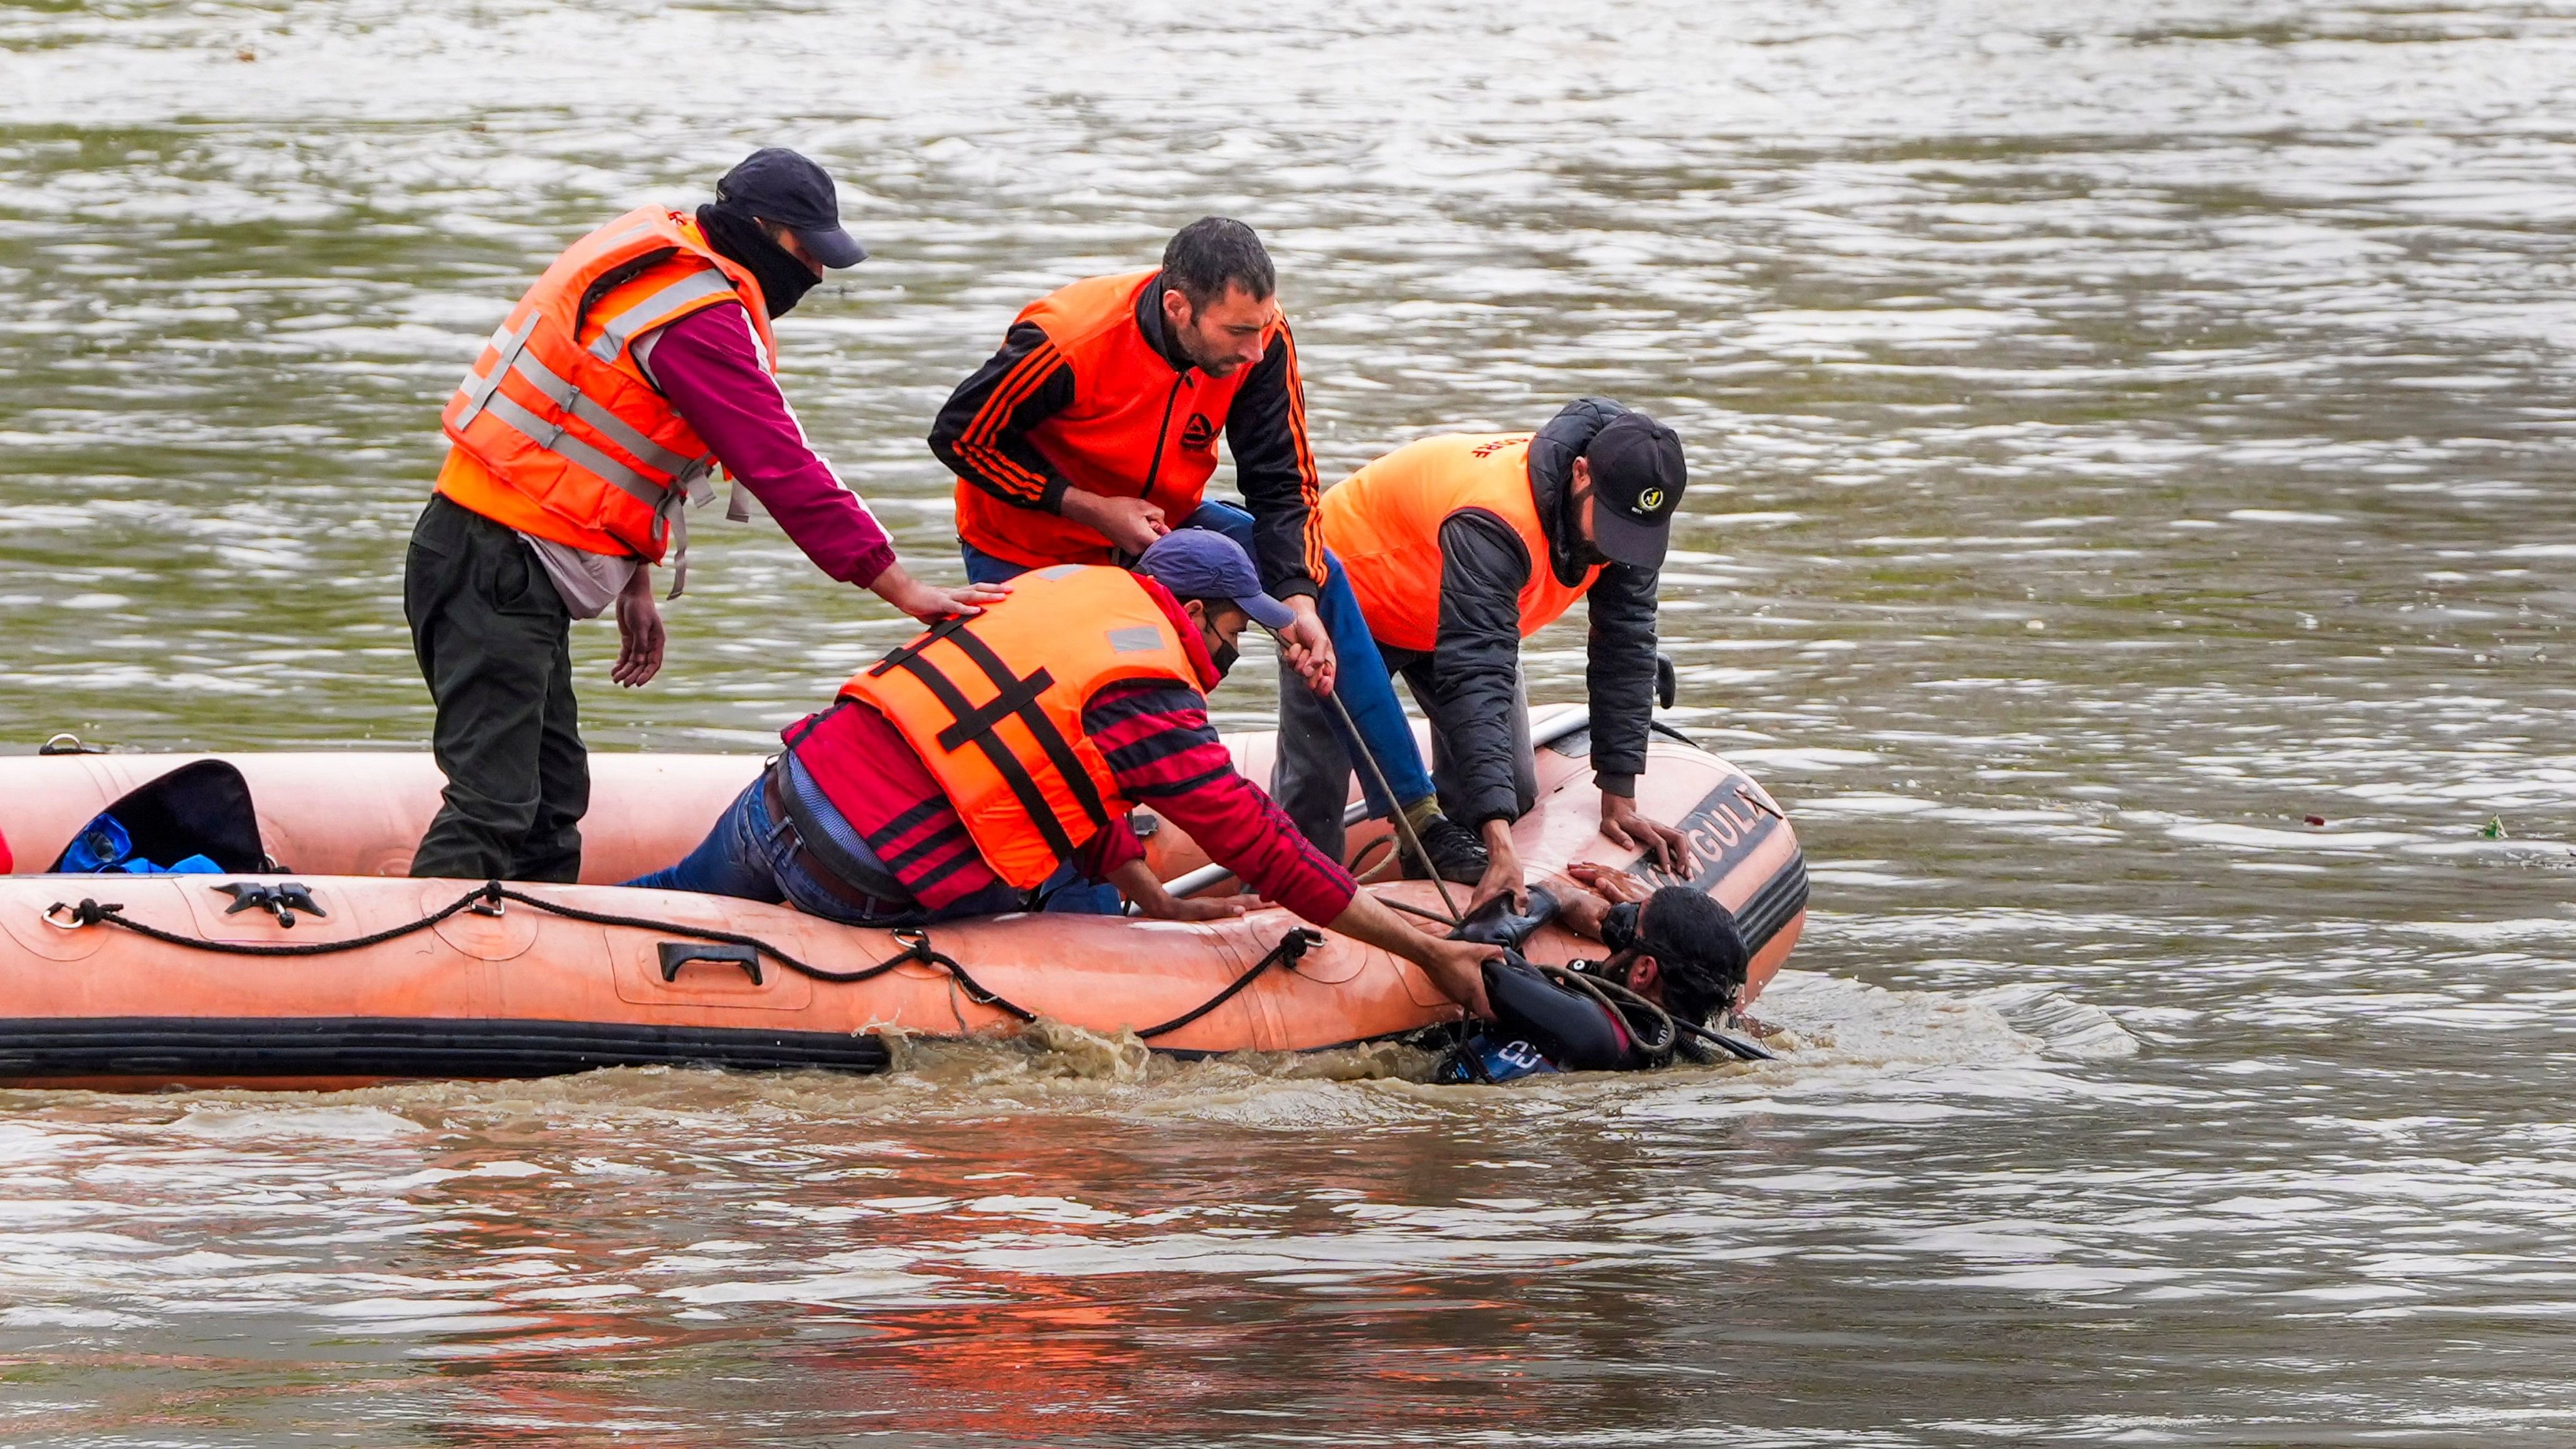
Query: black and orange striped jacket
928,269,1325,602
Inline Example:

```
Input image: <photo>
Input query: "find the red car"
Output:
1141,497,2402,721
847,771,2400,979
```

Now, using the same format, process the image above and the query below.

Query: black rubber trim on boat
1734,854,1811,955
0,1016,891,1083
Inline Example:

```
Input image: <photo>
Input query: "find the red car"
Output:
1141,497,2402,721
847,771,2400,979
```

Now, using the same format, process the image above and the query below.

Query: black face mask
1209,640,1241,679
696,204,819,319
1567,476,1614,569
1601,901,1643,955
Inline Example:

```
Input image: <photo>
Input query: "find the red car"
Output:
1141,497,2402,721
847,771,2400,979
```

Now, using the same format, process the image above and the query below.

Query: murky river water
6,0,2576,1441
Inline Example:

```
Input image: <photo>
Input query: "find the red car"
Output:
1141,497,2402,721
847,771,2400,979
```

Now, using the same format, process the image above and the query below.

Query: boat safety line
43,883,1329,1044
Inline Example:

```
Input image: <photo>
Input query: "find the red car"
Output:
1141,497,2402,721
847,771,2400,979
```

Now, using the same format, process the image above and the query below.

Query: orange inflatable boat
0,709,1806,1088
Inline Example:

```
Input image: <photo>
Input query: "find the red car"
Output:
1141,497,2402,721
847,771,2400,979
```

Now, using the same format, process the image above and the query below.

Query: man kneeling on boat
1280,398,1700,913
628,530,1501,1016
1437,863,1750,1084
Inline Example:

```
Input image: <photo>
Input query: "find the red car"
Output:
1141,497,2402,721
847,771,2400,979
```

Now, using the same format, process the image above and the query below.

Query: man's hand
1550,860,1653,938
1109,859,1268,921
1600,792,1695,876
1416,937,1500,1021
1153,893,1269,923
1566,860,1655,906
1061,489,1169,556
869,563,1011,623
1322,889,1499,1019
1471,819,1525,915
611,567,665,687
1274,596,1337,696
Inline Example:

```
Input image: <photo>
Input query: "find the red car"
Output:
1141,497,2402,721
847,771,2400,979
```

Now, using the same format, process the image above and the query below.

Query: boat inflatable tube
0,708,1806,1089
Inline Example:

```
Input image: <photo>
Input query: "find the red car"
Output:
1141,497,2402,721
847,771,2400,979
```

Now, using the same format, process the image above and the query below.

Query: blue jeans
623,771,1109,925
959,500,1436,821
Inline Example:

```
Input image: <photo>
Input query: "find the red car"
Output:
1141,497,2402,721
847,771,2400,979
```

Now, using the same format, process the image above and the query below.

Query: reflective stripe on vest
588,269,740,363
836,566,1202,889
1320,432,1603,653
452,273,731,502
485,336,702,477
437,206,772,563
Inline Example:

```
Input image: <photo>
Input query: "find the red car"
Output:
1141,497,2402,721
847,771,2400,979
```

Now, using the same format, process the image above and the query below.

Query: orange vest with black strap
952,270,1269,569
436,206,774,561
1320,432,1603,653
838,565,1204,889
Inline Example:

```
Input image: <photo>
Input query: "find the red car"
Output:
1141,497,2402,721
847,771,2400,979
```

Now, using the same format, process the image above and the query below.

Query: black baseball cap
1135,530,1298,630
714,149,867,268
1583,410,1687,569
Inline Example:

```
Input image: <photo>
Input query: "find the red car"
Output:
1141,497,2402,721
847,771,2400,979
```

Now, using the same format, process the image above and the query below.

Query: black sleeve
1428,511,1536,826
926,321,1078,512
1584,561,1660,795
1483,958,1635,1071
1220,323,1324,602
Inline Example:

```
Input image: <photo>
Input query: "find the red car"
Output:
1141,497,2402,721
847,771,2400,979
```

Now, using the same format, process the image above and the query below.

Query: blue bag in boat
45,760,274,875
58,812,134,873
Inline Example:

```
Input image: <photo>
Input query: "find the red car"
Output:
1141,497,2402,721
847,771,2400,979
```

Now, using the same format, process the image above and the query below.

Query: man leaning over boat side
924,216,1491,888
406,148,1002,884
1278,398,1700,911
624,530,1500,1019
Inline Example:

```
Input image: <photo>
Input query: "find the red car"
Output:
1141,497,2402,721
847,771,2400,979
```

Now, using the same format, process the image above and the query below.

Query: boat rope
43,883,1327,1043
1132,928,1321,1041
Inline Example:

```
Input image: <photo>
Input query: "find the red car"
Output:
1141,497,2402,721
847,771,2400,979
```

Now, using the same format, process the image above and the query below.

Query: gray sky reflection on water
4,0,2576,1441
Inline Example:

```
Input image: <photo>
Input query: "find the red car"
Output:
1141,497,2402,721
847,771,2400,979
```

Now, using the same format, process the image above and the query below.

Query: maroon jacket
648,302,896,588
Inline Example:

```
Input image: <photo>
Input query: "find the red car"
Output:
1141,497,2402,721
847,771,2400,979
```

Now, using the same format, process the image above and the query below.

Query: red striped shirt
785,585,1356,923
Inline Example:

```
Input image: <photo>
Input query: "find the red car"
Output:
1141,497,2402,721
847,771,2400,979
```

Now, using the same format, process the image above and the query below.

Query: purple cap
1135,530,1297,631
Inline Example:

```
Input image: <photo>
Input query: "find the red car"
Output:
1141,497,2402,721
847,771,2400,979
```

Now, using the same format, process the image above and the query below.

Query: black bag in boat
48,760,274,874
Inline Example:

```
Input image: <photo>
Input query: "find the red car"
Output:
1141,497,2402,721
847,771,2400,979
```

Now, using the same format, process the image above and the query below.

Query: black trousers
403,493,588,883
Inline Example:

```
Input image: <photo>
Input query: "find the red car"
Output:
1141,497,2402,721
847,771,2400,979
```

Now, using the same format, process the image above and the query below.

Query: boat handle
657,941,763,986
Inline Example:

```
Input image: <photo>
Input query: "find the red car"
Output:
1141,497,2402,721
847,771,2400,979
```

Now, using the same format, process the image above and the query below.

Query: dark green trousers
403,493,588,883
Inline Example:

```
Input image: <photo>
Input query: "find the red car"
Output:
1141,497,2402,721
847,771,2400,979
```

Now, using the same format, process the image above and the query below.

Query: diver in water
1437,863,1754,1084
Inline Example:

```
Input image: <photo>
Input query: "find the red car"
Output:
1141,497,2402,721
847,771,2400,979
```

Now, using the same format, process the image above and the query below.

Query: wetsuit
1436,956,1653,1084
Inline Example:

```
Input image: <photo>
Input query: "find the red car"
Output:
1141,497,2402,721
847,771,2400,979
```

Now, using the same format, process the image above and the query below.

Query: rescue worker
1436,863,1751,1084
627,531,1501,1018
1281,398,1700,910
926,216,1490,885
406,149,1000,883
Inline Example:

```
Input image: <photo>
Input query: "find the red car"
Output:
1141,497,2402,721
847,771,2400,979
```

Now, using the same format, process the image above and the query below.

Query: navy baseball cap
1584,410,1688,569
1135,530,1296,631
714,149,867,268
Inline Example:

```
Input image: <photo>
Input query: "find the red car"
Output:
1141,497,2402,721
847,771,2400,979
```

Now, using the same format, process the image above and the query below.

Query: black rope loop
40,881,1337,1038
472,886,1036,1019
1133,926,1322,1041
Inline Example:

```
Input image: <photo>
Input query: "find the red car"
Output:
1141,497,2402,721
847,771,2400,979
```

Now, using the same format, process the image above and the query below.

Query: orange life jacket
435,206,774,561
951,270,1271,570
838,565,1203,889
1320,432,1603,653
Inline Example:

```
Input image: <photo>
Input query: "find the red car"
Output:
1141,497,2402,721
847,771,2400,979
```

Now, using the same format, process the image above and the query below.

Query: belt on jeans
759,766,916,918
